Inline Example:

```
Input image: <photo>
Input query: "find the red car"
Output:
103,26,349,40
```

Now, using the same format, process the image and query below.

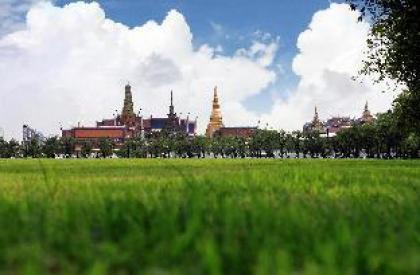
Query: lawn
0,159,419,274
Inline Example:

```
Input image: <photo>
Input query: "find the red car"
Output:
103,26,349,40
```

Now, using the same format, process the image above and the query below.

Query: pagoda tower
121,83,136,127
312,106,323,132
361,101,374,123
206,86,224,138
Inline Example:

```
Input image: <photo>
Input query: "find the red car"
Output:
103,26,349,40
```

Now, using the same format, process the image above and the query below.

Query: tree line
1,109,418,159
1,1,418,160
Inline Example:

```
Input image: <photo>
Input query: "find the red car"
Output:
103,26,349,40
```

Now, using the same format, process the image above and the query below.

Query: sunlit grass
0,159,419,274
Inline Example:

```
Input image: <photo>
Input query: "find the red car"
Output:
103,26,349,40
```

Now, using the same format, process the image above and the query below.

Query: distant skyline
0,0,397,139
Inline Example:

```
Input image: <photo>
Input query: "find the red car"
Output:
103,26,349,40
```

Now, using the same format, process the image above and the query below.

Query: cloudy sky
0,0,398,139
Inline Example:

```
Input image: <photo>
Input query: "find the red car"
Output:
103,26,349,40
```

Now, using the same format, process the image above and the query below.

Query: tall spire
164,90,179,134
206,86,224,138
121,83,135,126
168,90,175,116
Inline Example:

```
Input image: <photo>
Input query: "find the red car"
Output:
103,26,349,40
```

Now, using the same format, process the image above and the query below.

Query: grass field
0,159,419,274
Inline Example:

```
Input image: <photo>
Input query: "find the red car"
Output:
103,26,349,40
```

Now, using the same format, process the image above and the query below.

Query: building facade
213,127,257,138
303,102,376,136
62,84,197,149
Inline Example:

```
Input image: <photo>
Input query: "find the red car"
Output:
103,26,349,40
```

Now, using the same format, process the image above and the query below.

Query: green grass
0,159,419,274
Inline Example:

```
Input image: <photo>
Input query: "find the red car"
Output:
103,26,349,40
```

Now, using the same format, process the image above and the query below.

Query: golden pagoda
206,86,224,138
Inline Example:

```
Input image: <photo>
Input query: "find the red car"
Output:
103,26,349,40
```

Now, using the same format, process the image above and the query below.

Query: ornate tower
312,106,323,132
361,101,374,123
164,90,180,133
121,83,136,127
206,86,224,138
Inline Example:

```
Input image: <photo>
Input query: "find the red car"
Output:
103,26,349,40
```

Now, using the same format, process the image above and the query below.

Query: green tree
0,138,7,158
292,131,303,158
210,137,224,158
375,111,402,158
348,0,419,88
393,90,420,134
60,137,75,157
99,138,113,158
43,137,60,158
191,136,209,158
359,123,378,158
401,133,420,158
80,140,93,158
24,139,42,158
7,139,21,158
277,130,287,158
133,137,148,158
348,0,419,135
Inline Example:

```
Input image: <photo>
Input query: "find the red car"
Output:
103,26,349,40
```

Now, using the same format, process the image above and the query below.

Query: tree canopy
347,0,419,137
348,0,419,89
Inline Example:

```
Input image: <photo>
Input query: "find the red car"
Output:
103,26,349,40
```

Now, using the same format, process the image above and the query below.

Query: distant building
62,84,197,149
357,101,375,124
22,125,46,154
303,106,324,134
303,102,376,136
213,127,257,138
324,116,353,136
205,86,256,138
23,124,46,144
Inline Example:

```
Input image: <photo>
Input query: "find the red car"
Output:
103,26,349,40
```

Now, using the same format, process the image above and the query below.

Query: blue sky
2,0,396,139
52,0,341,112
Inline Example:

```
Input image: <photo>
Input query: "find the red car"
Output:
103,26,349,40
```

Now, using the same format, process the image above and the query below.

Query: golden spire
206,86,224,138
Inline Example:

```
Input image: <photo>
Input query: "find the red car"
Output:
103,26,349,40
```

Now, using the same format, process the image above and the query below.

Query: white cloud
257,3,398,131
236,39,279,67
0,1,276,139
0,2,399,140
